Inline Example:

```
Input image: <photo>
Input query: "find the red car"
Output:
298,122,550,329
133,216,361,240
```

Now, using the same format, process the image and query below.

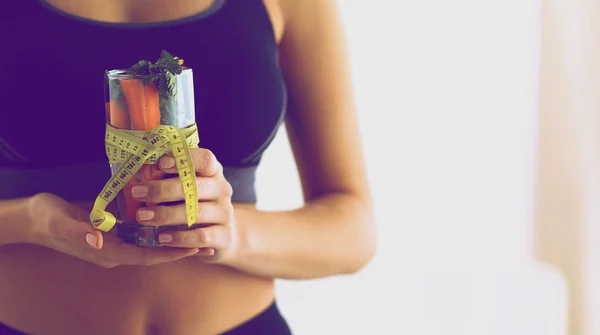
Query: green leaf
122,50,184,100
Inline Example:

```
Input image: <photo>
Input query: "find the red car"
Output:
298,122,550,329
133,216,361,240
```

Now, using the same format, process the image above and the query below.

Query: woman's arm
0,192,201,266
226,0,377,279
131,0,377,278
0,198,33,246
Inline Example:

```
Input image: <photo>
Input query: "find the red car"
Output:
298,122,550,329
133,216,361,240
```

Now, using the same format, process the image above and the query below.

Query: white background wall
256,1,568,334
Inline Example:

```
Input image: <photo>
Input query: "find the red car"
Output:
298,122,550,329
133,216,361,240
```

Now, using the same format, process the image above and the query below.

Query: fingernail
137,209,155,221
202,248,215,256
131,185,148,198
85,233,98,249
160,157,175,169
159,234,172,243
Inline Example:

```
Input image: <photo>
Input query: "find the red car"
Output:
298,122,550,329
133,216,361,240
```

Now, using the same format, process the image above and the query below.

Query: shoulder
264,0,343,45
275,0,344,41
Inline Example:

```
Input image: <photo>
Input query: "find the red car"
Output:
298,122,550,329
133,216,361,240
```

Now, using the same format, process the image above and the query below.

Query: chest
0,0,287,167
43,0,217,23
40,0,284,42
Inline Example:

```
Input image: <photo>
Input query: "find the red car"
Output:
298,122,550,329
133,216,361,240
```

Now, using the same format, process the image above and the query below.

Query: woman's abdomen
0,244,275,335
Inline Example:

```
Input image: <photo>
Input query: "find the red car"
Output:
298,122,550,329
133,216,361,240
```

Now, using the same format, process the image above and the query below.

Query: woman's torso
0,1,287,334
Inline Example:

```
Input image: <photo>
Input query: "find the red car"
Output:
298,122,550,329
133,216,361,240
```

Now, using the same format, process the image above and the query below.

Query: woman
0,0,376,334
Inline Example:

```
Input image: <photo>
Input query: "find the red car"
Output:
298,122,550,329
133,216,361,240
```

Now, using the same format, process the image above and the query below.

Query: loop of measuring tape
90,123,200,232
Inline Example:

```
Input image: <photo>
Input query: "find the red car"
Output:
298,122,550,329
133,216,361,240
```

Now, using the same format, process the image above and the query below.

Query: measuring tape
90,123,200,232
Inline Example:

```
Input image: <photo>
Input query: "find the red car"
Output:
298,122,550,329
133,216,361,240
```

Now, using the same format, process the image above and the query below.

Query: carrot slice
107,97,141,222
120,79,161,130
107,100,131,129
105,102,110,123
116,178,140,223
120,79,164,208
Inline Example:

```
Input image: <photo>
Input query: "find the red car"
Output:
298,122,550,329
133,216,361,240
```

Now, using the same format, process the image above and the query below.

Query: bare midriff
0,202,275,335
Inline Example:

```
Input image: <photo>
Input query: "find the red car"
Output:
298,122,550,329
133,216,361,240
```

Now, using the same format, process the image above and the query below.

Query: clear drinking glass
104,68,196,246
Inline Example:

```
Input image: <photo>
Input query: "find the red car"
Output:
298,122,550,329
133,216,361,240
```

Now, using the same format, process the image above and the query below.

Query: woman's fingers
158,148,222,177
131,177,221,203
157,225,228,250
95,234,199,267
136,202,227,226
46,216,104,250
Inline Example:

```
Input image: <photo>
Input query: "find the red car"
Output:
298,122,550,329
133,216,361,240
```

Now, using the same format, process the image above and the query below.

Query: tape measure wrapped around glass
90,123,200,232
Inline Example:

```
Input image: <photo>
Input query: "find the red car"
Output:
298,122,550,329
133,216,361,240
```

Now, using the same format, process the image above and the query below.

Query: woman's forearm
0,197,32,247
230,192,377,280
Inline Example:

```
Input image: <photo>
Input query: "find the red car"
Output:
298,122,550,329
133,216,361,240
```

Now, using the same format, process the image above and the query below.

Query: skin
0,1,376,334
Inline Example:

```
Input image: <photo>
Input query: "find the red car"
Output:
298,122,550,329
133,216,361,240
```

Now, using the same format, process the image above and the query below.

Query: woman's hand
27,193,200,268
131,149,239,264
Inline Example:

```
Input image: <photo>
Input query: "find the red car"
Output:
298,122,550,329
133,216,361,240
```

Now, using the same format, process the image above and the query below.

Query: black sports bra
0,0,287,202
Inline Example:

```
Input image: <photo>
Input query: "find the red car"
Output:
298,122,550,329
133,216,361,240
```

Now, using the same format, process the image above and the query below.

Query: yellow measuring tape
90,123,200,232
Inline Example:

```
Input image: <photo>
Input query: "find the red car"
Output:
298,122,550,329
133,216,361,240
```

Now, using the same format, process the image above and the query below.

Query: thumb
83,228,104,250
49,218,104,250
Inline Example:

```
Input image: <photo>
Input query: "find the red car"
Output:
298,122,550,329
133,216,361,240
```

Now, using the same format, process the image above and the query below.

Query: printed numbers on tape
91,124,199,232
